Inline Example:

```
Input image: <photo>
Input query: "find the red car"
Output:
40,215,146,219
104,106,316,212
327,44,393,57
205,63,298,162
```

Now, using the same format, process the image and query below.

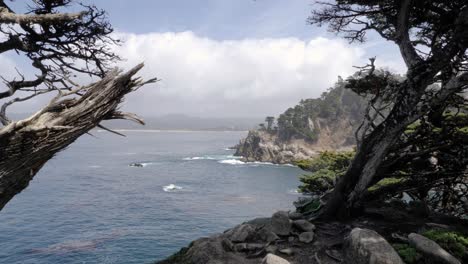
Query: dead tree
0,1,156,210
308,0,468,219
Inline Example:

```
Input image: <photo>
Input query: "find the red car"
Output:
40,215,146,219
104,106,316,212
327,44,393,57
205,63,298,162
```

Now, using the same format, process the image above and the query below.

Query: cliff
235,79,365,164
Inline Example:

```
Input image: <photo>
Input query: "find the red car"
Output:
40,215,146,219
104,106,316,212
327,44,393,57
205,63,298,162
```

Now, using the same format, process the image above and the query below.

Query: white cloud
114,31,366,117
3,31,406,118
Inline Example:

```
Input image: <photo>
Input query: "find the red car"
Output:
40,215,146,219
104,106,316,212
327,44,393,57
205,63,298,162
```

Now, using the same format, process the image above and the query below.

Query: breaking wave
218,159,245,165
183,155,241,161
163,184,183,192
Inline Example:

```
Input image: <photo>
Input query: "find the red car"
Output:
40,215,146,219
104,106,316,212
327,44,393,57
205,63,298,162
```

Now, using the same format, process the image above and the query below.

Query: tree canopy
0,0,118,125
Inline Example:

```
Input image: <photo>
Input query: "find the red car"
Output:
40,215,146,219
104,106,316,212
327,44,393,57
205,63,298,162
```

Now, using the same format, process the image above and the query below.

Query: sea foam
218,159,245,165
163,184,183,192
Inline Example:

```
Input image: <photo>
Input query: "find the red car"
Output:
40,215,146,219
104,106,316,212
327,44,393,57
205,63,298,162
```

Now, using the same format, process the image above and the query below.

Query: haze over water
0,131,303,264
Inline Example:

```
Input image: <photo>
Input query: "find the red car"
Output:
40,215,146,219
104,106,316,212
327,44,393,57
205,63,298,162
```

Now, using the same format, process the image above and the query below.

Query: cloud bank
115,31,365,117
4,31,405,118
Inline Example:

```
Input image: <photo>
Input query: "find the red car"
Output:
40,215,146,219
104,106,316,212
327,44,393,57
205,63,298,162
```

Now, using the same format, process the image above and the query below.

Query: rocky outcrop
343,228,404,264
234,117,355,164
157,211,316,264
408,233,461,264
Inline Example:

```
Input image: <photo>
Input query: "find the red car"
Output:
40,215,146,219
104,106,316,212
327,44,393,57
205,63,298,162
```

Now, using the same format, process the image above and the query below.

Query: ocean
0,130,304,264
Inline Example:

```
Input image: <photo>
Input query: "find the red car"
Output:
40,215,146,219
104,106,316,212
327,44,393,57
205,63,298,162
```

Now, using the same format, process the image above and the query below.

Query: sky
2,0,406,118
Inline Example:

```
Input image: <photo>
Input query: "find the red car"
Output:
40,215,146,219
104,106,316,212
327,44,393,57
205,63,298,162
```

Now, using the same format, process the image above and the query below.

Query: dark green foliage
294,197,321,214
265,116,275,131
274,77,366,142
423,230,468,260
392,230,468,263
392,243,422,264
297,151,354,194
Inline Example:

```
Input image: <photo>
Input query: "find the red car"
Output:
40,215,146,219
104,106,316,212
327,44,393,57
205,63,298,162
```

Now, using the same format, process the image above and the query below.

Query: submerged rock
408,233,461,264
261,253,290,264
271,211,291,236
344,228,404,264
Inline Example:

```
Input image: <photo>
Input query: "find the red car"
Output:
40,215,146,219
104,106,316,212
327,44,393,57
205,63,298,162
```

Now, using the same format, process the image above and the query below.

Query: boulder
265,245,278,254
234,243,265,252
171,235,249,264
262,253,291,264
226,224,255,243
271,211,291,236
298,231,314,243
257,227,280,242
293,219,315,232
343,228,404,264
408,233,461,264
288,212,303,220
221,238,234,252
246,217,272,229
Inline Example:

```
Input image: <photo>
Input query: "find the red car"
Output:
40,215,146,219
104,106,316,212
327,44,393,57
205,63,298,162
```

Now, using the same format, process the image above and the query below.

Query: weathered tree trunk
320,68,468,219
0,64,152,210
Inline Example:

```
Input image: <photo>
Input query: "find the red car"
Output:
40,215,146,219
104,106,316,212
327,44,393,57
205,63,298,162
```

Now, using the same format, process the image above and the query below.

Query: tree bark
319,69,468,219
0,64,152,210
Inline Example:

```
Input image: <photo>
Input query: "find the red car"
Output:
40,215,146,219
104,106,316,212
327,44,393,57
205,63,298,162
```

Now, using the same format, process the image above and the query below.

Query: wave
218,159,245,165
218,159,298,167
163,184,183,192
183,155,241,161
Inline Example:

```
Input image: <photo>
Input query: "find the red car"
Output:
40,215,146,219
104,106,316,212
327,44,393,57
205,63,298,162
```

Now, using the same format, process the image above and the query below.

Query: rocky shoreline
157,205,467,264
234,130,353,164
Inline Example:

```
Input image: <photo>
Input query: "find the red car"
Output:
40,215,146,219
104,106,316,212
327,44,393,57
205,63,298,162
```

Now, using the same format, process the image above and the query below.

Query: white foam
163,184,183,192
183,156,213,160
183,155,241,161
218,159,245,165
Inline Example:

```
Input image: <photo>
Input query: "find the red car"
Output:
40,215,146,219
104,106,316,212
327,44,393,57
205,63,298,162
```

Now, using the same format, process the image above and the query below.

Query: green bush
422,230,468,260
393,243,422,264
297,151,354,194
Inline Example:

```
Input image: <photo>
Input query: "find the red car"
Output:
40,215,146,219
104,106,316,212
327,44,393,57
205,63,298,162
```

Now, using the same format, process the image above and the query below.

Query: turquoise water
0,131,304,263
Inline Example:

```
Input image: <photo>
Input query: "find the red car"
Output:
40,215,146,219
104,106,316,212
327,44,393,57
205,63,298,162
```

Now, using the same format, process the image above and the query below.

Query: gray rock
288,212,303,220
343,228,404,264
271,211,291,236
288,236,295,243
257,227,280,242
234,243,265,252
221,238,234,252
226,224,255,243
293,219,315,232
265,245,278,254
175,235,249,264
262,253,291,264
279,248,294,256
246,217,271,228
298,231,314,243
408,233,461,264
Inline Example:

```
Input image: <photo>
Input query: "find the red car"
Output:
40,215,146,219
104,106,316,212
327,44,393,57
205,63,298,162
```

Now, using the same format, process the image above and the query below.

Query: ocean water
0,131,304,264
